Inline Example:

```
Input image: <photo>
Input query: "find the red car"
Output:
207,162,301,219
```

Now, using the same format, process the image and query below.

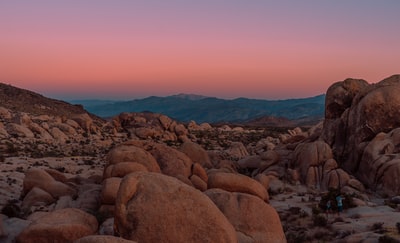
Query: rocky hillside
0,83,101,122
72,93,325,123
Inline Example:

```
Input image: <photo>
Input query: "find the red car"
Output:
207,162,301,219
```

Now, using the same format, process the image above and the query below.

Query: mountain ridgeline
71,94,325,124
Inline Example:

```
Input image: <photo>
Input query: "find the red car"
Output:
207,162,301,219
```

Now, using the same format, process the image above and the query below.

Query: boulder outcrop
114,172,238,242
208,172,269,202
205,189,286,243
320,74,400,195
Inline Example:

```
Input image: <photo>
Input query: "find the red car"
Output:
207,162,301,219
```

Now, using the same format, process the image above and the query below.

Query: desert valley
0,75,399,242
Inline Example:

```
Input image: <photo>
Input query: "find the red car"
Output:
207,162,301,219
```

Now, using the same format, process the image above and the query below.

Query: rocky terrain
1,76,400,242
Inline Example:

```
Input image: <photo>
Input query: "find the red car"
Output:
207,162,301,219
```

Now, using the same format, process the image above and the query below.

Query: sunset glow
1,1,399,100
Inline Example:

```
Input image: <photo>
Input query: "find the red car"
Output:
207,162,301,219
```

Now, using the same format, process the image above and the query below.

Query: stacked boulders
111,112,189,142
100,143,159,215
21,168,77,213
99,140,211,216
359,128,400,195
114,172,237,242
98,138,285,242
320,74,400,196
291,141,363,191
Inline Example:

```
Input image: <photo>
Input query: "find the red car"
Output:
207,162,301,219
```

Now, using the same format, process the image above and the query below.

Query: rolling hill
70,94,325,124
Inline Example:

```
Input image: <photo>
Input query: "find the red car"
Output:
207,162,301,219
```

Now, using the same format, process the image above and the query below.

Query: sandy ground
270,183,400,242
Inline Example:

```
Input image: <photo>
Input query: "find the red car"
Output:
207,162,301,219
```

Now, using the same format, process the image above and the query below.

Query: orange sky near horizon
0,1,399,100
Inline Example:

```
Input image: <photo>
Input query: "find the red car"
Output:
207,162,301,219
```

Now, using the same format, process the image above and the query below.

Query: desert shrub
1,200,21,218
286,231,307,243
350,213,361,219
371,222,386,234
309,228,333,241
5,141,18,155
332,217,345,223
299,210,309,218
15,166,24,173
54,166,66,173
313,214,328,227
312,204,322,216
92,210,109,225
384,199,398,209
83,159,94,165
378,235,399,243
288,207,301,215
0,154,4,162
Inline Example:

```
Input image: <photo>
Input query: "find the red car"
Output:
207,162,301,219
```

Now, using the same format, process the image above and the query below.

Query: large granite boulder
114,172,237,243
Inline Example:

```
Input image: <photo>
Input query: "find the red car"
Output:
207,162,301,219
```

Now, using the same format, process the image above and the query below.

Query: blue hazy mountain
69,93,325,124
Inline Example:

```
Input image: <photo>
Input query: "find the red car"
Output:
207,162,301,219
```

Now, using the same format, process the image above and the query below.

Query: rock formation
114,172,238,242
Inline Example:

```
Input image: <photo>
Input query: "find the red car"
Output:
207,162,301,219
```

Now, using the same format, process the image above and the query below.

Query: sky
0,0,399,100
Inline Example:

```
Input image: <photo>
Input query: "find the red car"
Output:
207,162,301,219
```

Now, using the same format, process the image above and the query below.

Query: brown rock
175,174,193,186
50,127,68,142
254,173,270,190
74,184,102,213
16,208,98,243
104,162,148,179
71,113,93,132
192,163,208,183
22,187,55,211
226,142,249,160
23,168,77,199
205,189,286,243
114,172,237,242
321,75,400,196
324,78,369,120
158,114,173,130
45,168,68,183
106,143,161,173
358,128,400,195
208,172,269,202
129,140,193,178
100,177,122,205
189,174,208,191
74,235,137,243
237,155,263,169
53,123,76,136
0,106,12,119
174,123,187,136
180,141,212,168
6,123,34,138
0,122,8,137
323,159,338,173
293,141,333,184
29,123,53,140
134,127,156,139
347,179,365,192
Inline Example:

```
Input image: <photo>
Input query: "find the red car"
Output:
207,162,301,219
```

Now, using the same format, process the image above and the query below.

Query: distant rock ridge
73,93,325,123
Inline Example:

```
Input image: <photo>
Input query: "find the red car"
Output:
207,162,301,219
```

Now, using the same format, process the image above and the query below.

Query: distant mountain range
70,93,325,125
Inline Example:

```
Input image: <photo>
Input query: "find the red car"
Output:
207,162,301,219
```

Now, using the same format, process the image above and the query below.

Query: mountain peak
169,93,209,101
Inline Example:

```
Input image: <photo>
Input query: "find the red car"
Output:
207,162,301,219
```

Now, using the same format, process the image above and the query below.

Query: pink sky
0,1,399,100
